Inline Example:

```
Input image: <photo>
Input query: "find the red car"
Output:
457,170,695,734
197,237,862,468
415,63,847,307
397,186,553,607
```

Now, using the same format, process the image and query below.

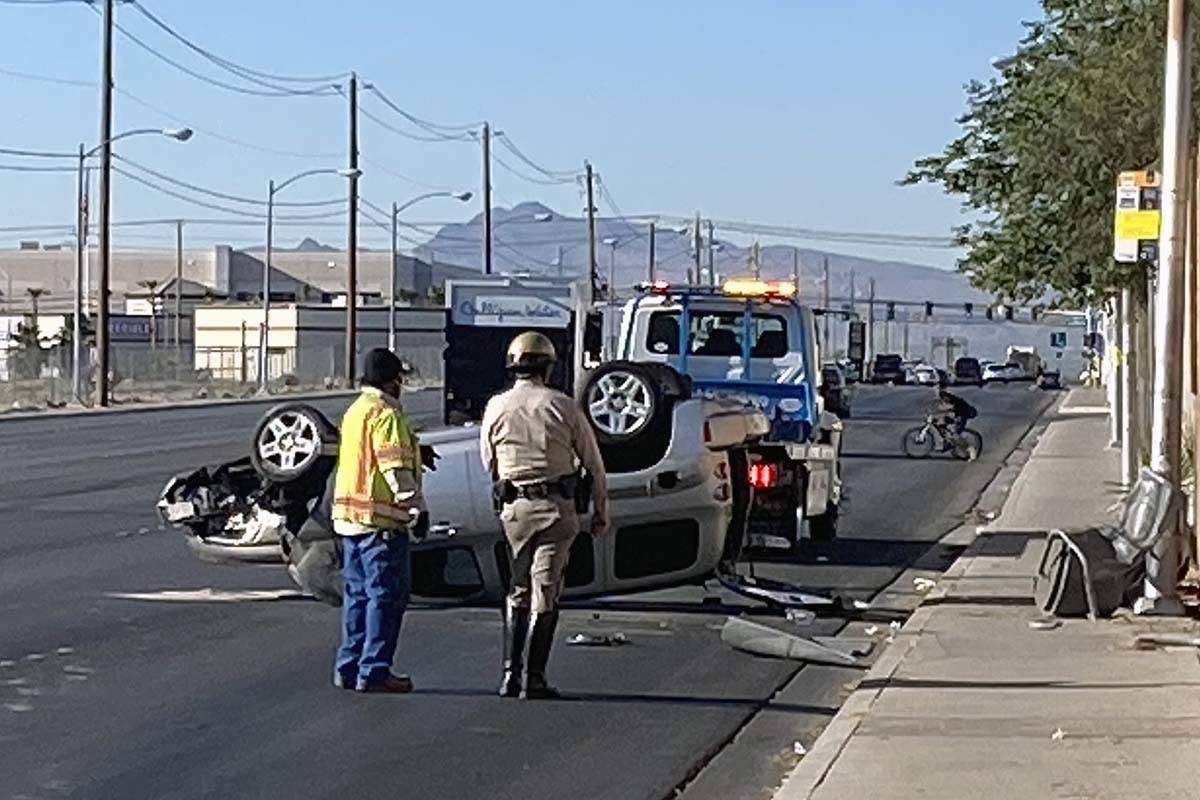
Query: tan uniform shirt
480,379,609,547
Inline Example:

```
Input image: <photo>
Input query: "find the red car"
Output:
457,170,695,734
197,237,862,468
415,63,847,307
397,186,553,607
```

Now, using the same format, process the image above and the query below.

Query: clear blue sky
0,0,1041,267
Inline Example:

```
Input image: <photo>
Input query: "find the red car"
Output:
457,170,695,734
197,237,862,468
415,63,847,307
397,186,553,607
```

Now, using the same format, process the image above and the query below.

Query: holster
573,470,594,514
492,479,517,513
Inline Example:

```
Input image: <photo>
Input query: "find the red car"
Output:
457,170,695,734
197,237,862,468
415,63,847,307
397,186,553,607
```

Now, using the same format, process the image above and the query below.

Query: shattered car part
719,616,871,666
565,632,629,647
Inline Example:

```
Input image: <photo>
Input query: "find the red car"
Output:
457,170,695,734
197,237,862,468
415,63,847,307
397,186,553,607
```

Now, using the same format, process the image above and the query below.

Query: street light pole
390,200,398,352
73,142,85,405
1139,0,1192,615
260,178,275,393
95,0,114,407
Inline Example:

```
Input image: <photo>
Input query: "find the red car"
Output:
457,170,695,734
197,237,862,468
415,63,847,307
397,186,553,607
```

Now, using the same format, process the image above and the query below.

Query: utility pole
693,213,703,283
821,255,830,348
848,269,857,314
1139,0,1191,616
72,142,85,405
903,322,910,360
389,201,398,351
585,162,597,301
174,220,183,369
867,277,876,366
750,241,761,279
1122,285,1138,487
647,222,656,283
482,122,492,275
345,73,360,385
261,180,274,393
95,0,114,407
700,220,710,286
1112,293,1125,448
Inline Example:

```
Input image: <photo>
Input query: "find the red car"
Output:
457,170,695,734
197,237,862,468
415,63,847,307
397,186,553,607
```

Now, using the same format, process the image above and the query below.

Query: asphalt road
0,383,1053,800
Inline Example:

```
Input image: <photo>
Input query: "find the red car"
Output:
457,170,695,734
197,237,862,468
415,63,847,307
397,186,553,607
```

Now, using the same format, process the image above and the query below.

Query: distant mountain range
289,201,994,306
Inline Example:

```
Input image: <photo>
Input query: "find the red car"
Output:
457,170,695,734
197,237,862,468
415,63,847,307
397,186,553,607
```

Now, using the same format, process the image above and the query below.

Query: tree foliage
902,0,1194,305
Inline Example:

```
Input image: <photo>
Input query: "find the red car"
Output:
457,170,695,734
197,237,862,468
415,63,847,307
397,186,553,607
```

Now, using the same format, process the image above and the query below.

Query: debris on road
913,577,937,592
785,609,816,626
864,625,880,636
1051,727,1066,741
793,741,807,756
1134,633,1200,650
566,632,629,647
720,617,866,666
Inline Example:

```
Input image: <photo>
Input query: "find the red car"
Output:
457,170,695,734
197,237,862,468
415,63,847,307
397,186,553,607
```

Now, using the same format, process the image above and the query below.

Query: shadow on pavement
412,687,842,714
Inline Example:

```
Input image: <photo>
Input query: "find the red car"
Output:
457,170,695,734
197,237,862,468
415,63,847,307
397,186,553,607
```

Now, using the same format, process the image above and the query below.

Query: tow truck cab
610,279,842,546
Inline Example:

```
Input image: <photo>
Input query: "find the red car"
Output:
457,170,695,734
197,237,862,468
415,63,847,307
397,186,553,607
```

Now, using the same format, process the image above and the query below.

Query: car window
646,311,788,357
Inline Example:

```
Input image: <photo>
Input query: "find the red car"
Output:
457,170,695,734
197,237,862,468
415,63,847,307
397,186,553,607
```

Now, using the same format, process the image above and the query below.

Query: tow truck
582,278,842,548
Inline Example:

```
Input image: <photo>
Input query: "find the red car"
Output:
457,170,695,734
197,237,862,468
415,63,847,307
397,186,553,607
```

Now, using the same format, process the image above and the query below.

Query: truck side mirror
583,311,604,361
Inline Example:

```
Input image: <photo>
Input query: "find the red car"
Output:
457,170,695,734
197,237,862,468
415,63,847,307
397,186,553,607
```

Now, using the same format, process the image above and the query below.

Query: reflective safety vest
332,388,420,530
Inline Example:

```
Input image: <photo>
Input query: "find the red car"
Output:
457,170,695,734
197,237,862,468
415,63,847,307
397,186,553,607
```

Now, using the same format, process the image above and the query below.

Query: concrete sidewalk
776,388,1200,800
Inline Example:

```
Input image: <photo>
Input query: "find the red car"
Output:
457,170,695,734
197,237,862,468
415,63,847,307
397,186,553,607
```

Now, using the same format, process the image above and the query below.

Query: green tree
902,0,1194,305
11,314,46,379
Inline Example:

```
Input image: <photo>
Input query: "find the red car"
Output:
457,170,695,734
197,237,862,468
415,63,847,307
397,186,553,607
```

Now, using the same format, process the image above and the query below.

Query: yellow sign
1114,209,1161,241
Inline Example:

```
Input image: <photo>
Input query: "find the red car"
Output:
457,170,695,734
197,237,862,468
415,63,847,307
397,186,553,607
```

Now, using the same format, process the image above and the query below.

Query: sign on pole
1114,170,1162,263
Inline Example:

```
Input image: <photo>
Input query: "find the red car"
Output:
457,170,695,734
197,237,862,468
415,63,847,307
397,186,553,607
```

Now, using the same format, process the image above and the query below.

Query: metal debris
785,609,816,626
566,632,629,647
720,617,863,666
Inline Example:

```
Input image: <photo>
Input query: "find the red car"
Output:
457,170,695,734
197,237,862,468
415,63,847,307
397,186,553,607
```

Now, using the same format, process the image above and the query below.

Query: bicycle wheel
901,426,935,458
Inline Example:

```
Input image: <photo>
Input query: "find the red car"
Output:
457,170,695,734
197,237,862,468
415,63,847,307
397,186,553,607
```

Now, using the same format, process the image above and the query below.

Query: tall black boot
522,610,561,700
498,602,530,698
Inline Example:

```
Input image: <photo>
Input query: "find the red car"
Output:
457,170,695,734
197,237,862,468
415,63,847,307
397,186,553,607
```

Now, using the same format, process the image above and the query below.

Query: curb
772,391,1068,800
0,389,366,423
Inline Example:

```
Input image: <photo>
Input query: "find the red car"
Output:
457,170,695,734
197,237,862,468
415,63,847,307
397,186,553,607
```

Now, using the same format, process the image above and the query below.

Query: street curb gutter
772,392,1068,800
0,387,436,423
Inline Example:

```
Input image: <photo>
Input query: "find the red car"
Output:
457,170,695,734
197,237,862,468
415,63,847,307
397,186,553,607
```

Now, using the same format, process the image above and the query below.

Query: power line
127,1,349,86
358,155,456,192
0,163,76,173
92,4,337,98
358,102,460,144
492,151,575,186
112,165,347,221
114,154,347,208
364,84,477,139
0,145,76,159
0,65,91,87
117,88,342,158
0,0,82,4
494,134,576,180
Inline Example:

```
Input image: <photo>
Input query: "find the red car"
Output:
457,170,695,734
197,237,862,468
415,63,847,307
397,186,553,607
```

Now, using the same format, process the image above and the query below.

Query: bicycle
901,415,983,461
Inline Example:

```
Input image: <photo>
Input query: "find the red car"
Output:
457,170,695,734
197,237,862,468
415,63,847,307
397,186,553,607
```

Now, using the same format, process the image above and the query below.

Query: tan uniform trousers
500,496,577,613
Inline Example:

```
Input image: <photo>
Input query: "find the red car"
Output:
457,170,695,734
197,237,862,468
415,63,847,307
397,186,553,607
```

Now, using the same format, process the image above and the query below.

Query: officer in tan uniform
481,332,609,699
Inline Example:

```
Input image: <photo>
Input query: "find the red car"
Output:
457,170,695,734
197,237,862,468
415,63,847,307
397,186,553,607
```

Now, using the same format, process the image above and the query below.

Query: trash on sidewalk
793,741,807,756
566,632,629,647
864,625,880,636
720,617,873,666
1028,615,1062,631
1133,633,1200,650
913,577,937,592
1051,727,1066,741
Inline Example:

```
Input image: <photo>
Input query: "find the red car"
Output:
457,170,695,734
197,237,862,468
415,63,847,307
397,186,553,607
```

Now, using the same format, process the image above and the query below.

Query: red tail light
748,463,778,490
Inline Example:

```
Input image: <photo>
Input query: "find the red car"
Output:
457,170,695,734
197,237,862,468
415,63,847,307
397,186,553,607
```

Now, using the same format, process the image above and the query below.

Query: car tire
583,361,689,473
251,403,340,484
808,503,838,542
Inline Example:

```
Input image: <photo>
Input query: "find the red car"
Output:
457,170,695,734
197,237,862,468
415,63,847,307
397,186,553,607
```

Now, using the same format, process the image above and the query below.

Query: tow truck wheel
251,403,339,483
808,503,839,542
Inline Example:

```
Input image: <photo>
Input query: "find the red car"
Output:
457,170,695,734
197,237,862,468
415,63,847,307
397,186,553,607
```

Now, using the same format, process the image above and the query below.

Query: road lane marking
105,588,305,603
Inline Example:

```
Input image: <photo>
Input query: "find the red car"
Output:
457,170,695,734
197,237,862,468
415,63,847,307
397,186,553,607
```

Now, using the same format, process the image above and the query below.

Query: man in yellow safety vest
332,348,428,694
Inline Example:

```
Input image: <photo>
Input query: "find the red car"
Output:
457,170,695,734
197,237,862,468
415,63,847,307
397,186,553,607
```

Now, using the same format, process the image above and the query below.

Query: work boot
522,610,561,700
356,673,414,694
499,602,531,698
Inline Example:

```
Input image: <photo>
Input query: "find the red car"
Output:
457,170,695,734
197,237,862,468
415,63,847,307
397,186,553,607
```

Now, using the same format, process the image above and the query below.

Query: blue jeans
335,532,411,687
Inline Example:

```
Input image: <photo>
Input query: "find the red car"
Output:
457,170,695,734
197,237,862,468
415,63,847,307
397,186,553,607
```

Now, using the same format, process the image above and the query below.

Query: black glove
410,511,430,541
420,445,440,472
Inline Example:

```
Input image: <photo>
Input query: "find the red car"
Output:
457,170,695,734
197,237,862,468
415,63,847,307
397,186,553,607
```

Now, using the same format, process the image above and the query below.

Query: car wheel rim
588,371,653,436
257,412,320,472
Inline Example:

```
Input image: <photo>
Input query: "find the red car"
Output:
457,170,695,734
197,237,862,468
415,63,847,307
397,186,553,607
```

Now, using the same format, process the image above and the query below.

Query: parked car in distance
1038,369,1063,390
910,364,940,386
871,353,906,385
820,362,853,418
983,362,1024,384
954,357,984,387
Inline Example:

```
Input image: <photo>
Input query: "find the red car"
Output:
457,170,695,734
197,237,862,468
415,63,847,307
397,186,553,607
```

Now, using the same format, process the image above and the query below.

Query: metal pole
260,180,274,393
693,213,702,283
707,221,716,286
867,277,876,367
647,221,656,283
1122,285,1138,487
174,220,182,374
848,269,856,314
72,143,84,405
585,162,597,300
346,73,359,385
389,201,397,351
1139,0,1190,615
482,123,492,275
95,0,114,407
903,322,910,360
1112,293,1125,448
821,255,831,348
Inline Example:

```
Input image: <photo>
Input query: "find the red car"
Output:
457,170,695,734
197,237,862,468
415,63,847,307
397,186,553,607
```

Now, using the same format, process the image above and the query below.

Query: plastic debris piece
889,621,902,631
815,555,829,563
4,703,33,713
885,635,896,644
721,617,860,666
0,660,13,668
23,654,45,663
913,577,937,592
55,647,74,656
1029,616,1062,631
566,632,629,647
62,665,94,676
864,625,880,636
850,599,871,611
1051,728,1065,741
793,741,807,756
785,609,816,626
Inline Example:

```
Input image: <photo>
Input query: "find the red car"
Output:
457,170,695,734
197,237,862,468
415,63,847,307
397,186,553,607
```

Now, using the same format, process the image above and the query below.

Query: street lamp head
162,128,194,142
532,212,553,222
602,237,619,247
338,168,363,179
454,191,473,202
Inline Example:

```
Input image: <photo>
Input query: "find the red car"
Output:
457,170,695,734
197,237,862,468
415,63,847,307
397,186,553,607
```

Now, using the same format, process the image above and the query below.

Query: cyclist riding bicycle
932,380,977,437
